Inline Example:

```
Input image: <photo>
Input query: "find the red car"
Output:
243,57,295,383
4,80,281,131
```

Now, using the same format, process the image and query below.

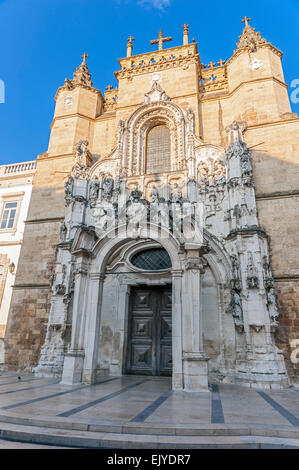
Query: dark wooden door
126,285,172,376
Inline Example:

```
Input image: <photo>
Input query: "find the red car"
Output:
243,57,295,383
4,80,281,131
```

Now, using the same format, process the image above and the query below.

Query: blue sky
0,0,298,164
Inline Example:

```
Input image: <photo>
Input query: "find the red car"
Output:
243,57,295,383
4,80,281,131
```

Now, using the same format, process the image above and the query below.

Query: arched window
145,125,170,174
131,248,172,271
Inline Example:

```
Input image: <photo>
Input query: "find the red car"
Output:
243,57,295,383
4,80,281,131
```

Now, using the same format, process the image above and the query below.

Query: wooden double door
126,285,172,376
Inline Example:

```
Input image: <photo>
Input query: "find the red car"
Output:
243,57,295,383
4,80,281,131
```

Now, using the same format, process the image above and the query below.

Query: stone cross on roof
241,16,252,27
150,30,172,51
81,52,88,64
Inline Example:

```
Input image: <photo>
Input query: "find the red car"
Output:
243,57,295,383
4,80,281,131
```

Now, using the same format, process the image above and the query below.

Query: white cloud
137,0,171,11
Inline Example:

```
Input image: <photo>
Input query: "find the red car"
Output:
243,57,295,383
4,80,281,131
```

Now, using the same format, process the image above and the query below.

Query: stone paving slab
0,372,298,448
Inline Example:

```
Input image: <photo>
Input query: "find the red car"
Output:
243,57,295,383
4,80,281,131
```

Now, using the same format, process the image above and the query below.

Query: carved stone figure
127,199,148,237
92,204,115,235
171,183,182,203
267,287,280,324
75,140,91,166
64,175,74,206
246,253,259,289
59,221,67,242
89,180,99,207
151,185,159,203
102,177,114,199
225,120,247,145
230,289,243,323
186,108,195,133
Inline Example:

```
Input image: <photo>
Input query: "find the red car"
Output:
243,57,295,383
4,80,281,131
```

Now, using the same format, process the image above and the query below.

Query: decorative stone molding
115,43,200,81
199,64,228,93
236,18,266,53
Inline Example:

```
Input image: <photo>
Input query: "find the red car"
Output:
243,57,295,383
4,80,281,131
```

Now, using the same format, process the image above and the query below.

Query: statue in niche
230,254,241,291
246,253,259,289
89,180,99,207
229,289,243,323
64,175,73,206
74,140,91,166
233,204,242,228
267,287,280,324
117,120,125,143
102,177,114,199
92,203,116,235
240,151,253,176
127,185,148,236
186,108,195,133
171,182,182,204
59,221,67,242
151,185,159,203
225,120,247,145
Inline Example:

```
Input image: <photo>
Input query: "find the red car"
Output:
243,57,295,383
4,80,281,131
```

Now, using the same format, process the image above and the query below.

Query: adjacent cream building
2,19,299,389
0,161,36,365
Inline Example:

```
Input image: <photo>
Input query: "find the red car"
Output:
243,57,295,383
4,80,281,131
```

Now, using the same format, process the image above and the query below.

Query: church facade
3,19,299,390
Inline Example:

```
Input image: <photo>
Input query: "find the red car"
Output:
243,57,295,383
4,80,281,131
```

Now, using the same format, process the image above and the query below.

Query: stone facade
4,20,299,388
0,161,36,367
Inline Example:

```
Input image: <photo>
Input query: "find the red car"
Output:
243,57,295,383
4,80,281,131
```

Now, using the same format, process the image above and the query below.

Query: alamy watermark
290,339,299,365
290,79,299,104
0,80,4,103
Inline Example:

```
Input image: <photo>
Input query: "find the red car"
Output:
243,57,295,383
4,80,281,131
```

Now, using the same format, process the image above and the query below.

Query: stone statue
267,287,280,324
186,108,195,133
89,180,99,207
59,221,67,242
64,175,73,206
151,185,159,203
171,183,182,204
230,289,243,322
225,120,247,145
102,177,114,199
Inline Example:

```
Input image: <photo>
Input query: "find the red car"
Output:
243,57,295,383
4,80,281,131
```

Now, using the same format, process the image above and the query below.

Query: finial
241,16,252,28
127,36,135,57
183,23,189,46
81,52,88,64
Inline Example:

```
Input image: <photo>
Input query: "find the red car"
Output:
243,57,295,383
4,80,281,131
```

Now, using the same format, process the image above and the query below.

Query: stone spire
64,53,93,90
236,16,266,52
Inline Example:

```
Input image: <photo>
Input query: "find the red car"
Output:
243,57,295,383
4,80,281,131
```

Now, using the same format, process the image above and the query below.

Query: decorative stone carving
102,177,114,200
230,254,241,291
267,287,280,324
64,175,74,206
229,289,243,324
246,253,259,289
171,182,183,204
89,180,99,208
144,81,170,104
62,53,93,91
59,221,67,242
225,121,247,145
236,17,267,53
71,140,92,179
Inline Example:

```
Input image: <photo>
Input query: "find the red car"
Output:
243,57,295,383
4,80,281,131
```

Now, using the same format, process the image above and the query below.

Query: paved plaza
0,372,298,448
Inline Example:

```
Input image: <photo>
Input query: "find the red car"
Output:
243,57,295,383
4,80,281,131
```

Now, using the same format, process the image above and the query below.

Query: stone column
183,24,189,46
182,255,209,391
110,281,129,376
172,270,184,390
60,255,89,385
82,273,105,383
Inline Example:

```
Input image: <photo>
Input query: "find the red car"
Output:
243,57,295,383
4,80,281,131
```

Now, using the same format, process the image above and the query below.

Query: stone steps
0,414,298,448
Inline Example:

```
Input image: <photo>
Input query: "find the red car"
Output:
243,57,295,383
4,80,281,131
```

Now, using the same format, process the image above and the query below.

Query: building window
0,201,18,230
131,248,172,271
145,125,171,174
